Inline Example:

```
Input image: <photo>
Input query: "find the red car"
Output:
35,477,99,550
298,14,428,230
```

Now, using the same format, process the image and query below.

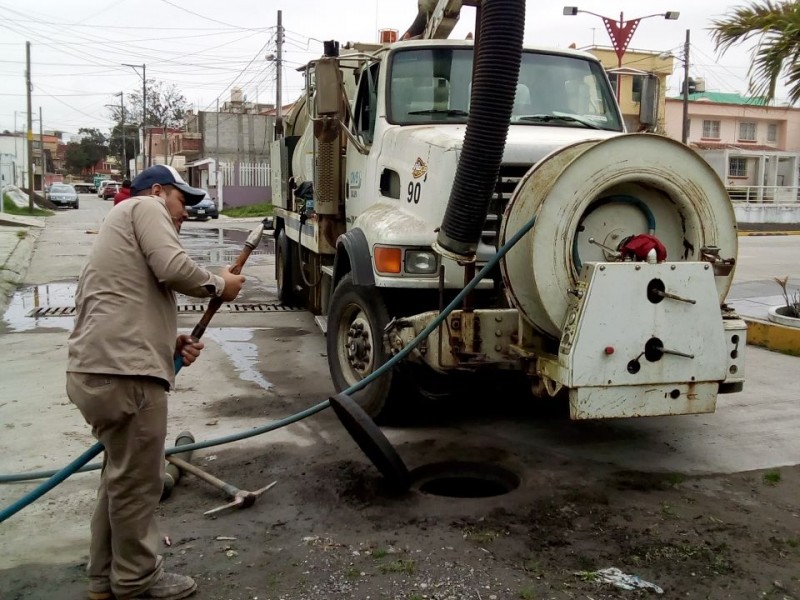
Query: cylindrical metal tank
499,134,738,339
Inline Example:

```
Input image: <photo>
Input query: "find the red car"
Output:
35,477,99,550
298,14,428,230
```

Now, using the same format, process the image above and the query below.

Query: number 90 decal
407,182,421,204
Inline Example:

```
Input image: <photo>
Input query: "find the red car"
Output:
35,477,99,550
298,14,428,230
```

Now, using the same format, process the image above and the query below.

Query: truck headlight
404,250,438,274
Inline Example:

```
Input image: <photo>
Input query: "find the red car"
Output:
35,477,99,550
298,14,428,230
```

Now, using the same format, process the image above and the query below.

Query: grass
345,566,361,580
763,470,782,486
16,230,27,239
378,559,416,575
462,526,502,544
372,548,388,559
3,194,53,217
220,202,273,218
519,587,537,599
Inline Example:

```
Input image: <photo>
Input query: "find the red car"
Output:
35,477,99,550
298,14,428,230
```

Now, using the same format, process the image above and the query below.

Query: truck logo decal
411,157,428,179
348,171,362,189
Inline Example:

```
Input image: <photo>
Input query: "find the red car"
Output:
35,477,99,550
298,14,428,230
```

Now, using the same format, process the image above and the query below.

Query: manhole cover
27,303,304,317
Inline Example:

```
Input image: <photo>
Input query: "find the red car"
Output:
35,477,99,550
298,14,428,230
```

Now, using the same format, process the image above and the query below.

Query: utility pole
117,92,126,178
122,63,146,170
275,10,283,139
26,41,34,212
38,106,44,187
681,29,690,145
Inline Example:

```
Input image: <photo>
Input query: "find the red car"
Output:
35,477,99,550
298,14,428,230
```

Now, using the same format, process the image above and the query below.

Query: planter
767,305,800,328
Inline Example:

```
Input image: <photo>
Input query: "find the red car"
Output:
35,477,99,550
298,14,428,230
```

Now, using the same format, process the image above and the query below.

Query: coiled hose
0,213,539,523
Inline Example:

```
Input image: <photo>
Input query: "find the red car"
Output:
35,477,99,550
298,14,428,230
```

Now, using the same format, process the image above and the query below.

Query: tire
327,273,405,422
275,229,298,305
74,201,79,209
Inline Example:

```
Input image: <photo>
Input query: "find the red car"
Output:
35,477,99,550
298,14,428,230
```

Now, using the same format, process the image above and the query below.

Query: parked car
102,182,121,200
186,193,219,220
46,183,79,209
96,179,115,198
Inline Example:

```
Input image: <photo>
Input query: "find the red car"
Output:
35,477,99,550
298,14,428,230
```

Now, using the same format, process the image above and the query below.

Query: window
387,48,622,130
702,120,720,139
767,123,778,142
729,157,748,177
739,121,756,141
631,75,643,103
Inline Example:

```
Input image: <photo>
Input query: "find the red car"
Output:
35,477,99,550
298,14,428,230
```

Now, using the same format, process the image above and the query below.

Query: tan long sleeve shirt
67,195,225,389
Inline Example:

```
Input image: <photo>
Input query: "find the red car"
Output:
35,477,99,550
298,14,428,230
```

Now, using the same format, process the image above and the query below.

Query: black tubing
436,0,526,257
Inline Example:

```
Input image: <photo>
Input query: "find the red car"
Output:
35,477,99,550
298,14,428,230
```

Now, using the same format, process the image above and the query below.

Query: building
183,88,276,208
0,132,29,188
664,92,800,215
587,46,675,133
142,127,186,173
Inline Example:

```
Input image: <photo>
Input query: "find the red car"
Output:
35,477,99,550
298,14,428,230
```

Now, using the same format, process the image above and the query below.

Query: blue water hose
0,213,537,523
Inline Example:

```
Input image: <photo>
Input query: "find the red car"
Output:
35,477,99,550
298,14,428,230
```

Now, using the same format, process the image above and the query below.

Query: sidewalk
0,214,44,315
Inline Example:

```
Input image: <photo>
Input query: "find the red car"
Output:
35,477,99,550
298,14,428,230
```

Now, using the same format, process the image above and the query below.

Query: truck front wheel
327,274,403,422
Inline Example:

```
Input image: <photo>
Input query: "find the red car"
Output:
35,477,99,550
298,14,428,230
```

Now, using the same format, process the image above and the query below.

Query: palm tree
710,0,800,104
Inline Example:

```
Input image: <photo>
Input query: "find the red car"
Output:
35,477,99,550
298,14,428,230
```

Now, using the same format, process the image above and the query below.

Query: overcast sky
0,0,784,139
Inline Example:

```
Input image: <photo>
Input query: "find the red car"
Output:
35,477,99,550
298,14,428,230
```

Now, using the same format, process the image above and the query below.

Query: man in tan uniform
67,165,245,600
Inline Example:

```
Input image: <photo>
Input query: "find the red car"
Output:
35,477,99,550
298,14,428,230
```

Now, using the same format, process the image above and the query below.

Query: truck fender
333,229,375,288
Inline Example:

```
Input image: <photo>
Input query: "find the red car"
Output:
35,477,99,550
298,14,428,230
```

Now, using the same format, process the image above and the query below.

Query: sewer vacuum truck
270,0,745,422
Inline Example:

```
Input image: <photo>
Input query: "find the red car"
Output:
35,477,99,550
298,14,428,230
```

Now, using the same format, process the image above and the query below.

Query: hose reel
499,133,738,339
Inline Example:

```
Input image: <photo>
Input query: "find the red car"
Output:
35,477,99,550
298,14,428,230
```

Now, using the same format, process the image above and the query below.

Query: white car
96,179,115,198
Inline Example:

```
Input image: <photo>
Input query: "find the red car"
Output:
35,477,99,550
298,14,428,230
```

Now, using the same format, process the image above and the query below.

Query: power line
157,0,270,32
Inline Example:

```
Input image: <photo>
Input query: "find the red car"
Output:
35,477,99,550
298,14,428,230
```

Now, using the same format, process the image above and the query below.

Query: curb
743,317,800,356
0,227,41,316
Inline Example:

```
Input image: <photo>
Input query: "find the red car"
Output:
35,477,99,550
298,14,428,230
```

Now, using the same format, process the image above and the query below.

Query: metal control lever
657,345,695,359
651,289,696,304
587,237,621,257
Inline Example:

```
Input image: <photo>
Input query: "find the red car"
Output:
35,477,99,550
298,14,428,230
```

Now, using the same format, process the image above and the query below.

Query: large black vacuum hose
436,0,526,258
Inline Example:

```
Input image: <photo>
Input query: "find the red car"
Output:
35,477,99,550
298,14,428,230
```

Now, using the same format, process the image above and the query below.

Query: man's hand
175,334,205,367
219,265,246,302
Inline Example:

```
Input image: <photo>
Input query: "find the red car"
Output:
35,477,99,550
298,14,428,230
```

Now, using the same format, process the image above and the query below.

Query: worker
113,179,132,205
67,164,245,600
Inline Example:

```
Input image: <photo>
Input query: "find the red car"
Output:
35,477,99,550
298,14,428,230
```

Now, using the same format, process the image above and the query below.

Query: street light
122,63,146,170
563,7,679,74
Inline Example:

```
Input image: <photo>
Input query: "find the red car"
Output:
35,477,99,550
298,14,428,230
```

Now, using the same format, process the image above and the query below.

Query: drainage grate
27,303,304,318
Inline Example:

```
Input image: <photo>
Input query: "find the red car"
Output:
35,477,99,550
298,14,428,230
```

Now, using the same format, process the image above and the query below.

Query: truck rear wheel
327,274,404,422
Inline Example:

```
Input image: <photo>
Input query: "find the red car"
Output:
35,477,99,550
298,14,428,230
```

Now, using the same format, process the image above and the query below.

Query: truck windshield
388,47,622,131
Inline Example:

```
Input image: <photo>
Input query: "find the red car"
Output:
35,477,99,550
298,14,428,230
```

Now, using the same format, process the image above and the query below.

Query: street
1,196,799,599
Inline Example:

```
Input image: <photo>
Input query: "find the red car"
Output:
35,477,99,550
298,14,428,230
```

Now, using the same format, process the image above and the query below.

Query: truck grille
481,164,530,248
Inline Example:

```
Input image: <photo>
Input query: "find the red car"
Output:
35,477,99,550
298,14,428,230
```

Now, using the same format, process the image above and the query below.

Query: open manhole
411,461,520,498
329,393,520,498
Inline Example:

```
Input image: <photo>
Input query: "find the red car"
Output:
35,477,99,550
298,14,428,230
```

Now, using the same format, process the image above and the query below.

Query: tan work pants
67,372,167,599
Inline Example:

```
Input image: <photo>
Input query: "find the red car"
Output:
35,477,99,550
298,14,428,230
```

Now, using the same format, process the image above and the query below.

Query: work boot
132,572,197,599
88,592,114,600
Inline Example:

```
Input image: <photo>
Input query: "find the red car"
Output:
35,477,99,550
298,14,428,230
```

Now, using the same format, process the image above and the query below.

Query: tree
129,80,188,165
65,128,108,175
710,0,800,104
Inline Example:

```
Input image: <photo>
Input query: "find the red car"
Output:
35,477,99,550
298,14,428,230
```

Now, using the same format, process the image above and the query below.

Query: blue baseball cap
131,165,207,206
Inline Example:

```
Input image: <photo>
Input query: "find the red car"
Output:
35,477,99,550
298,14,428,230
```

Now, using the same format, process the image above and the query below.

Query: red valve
604,346,615,355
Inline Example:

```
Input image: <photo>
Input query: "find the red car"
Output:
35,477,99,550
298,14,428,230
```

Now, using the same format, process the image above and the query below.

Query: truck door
345,61,382,226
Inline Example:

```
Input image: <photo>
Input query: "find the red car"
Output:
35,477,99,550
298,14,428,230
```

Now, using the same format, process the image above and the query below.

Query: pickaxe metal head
203,480,277,516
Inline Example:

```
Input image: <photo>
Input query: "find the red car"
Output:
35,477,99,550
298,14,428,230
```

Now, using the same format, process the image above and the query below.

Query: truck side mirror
639,74,659,129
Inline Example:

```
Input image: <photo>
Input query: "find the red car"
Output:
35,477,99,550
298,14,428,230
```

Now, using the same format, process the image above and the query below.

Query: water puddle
2,282,76,332
204,327,273,391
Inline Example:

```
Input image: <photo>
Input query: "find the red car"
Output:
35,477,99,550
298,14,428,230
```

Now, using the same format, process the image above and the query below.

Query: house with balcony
664,92,800,224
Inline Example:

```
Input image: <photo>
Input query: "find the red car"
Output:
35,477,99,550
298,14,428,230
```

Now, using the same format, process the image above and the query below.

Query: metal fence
727,185,800,205
220,162,271,188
